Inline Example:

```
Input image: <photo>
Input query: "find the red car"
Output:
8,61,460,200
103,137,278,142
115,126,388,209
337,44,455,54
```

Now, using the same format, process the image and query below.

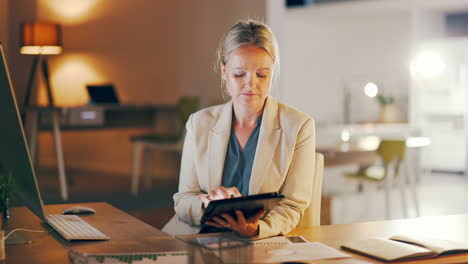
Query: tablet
200,192,284,225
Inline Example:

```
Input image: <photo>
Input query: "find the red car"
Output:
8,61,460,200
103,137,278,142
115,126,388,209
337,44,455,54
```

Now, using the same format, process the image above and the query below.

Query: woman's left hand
206,209,266,237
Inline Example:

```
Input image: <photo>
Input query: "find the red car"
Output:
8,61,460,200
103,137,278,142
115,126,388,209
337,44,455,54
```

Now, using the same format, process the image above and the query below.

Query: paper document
252,235,308,245
195,235,308,248
251,242,351,263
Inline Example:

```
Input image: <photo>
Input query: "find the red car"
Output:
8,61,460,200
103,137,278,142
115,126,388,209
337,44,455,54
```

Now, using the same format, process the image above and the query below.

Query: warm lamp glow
20,46,62,55
411,50,445,78
357,136,380,151
46,55,105,106
364,82,378,98
406,137,432,148
341,129,350,142
43,0,99,24
20,22,62,55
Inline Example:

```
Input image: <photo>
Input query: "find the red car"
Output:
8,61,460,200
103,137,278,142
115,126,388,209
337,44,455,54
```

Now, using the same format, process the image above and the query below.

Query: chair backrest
377,140,406,165
376,140,406,178
296,152,324,228
177,96,200,126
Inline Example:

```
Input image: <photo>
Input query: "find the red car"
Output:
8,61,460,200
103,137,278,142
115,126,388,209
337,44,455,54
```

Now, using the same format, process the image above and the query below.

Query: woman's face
222,45,274,112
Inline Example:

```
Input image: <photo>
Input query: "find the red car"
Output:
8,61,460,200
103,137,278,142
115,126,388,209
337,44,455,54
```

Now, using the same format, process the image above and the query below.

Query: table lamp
20,22,62,110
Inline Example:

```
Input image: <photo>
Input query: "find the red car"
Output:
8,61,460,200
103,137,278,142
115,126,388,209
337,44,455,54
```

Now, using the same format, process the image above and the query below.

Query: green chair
343,140,413,220
130,96,199,196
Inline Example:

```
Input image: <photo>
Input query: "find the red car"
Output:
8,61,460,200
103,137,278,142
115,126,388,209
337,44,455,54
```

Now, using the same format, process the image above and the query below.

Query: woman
163,20,315,239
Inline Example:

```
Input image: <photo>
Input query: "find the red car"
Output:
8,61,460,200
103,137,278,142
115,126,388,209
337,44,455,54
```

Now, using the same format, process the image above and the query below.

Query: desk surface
290,214,468,264
8,203,468,264
6,202,186,263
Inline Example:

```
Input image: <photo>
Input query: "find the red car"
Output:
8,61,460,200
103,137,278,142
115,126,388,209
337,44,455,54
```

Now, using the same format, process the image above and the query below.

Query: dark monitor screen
86,84,119,104
0,43,46,220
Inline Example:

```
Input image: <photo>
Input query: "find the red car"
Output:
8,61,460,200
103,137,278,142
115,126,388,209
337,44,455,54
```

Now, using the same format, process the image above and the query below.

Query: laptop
0,43,109,240
86,84,119,104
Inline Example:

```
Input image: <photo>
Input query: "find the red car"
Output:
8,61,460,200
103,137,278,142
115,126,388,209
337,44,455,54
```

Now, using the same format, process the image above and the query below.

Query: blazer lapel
249,96,282,194
208,101,232,191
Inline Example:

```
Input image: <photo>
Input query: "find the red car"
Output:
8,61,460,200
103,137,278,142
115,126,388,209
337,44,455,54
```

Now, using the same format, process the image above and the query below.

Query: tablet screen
201,192,284,225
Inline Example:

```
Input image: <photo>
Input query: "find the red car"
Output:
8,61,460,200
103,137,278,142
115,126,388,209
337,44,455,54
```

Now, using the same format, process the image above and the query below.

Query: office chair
342,139,416,220
130,96,199,196
296,152,324,228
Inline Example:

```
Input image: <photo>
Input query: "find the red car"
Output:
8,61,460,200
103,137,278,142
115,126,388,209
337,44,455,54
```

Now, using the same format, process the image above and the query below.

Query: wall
408,8,468,171
177,0,267,106
0,0,8,54
409,10,446,125
282,5,412,125
36,0,183,106
266,0,286,100
7,0,37,100
7,0,269,176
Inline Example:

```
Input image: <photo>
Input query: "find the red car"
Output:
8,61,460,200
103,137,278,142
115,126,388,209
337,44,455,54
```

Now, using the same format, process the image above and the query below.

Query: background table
317,136,430,167
317,136,431,223
25,104,176,201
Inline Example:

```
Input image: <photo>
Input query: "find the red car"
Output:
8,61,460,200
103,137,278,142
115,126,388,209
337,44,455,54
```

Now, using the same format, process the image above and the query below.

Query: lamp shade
20,22,63,55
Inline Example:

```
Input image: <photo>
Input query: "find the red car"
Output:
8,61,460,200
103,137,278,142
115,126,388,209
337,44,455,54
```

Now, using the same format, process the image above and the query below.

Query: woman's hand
197,186,241,208
206,209,266,237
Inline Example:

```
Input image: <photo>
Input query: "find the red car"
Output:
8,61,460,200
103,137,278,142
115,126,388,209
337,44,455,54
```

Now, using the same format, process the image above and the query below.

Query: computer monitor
0,43,46,220
86,84,119,104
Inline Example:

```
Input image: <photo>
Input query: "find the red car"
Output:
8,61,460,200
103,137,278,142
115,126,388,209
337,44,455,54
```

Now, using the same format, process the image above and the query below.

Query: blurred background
1,0,468,228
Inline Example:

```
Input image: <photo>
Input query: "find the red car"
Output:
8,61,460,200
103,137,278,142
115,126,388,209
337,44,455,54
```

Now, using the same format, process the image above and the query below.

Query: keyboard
46,214,110,240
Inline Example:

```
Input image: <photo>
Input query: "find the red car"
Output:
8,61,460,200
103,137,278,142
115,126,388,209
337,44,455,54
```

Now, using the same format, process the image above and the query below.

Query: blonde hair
216,19,280,99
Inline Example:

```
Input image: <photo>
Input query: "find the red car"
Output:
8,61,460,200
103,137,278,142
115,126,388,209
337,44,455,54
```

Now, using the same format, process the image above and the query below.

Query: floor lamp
20,22,69,201
20,22,62,112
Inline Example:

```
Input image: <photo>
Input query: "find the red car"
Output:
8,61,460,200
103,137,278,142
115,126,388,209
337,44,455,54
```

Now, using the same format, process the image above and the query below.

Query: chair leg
405,159,420,217
340,178,351,224
363,183,372,221
131,143,144,196
384,175,391,220
398,169,408,218
143,146,153,190
410,148,423,184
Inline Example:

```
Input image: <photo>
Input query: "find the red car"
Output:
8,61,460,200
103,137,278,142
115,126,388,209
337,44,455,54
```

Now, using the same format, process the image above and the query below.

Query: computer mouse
62,206,96,215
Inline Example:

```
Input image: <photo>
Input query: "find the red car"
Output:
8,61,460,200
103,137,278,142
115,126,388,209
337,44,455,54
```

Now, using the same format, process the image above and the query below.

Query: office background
1,0,468,225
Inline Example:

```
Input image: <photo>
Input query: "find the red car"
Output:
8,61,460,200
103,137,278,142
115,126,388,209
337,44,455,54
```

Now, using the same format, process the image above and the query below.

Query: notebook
341,235,468,262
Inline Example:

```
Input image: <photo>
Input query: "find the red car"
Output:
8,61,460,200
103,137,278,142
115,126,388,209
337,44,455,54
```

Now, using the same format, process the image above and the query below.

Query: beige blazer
162,96,315,239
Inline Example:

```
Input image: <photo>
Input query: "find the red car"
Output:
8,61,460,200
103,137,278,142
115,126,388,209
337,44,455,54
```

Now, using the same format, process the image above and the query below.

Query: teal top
221,113,263,196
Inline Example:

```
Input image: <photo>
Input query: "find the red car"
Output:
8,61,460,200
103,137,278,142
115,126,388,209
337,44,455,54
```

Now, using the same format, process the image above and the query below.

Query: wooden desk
8,204,468,264
317,136,380,167
28,104,176,130
6,202,186,263
289,214,468,264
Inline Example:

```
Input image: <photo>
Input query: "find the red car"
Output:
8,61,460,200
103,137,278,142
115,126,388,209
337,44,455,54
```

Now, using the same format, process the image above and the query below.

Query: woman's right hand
198,186,241,208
